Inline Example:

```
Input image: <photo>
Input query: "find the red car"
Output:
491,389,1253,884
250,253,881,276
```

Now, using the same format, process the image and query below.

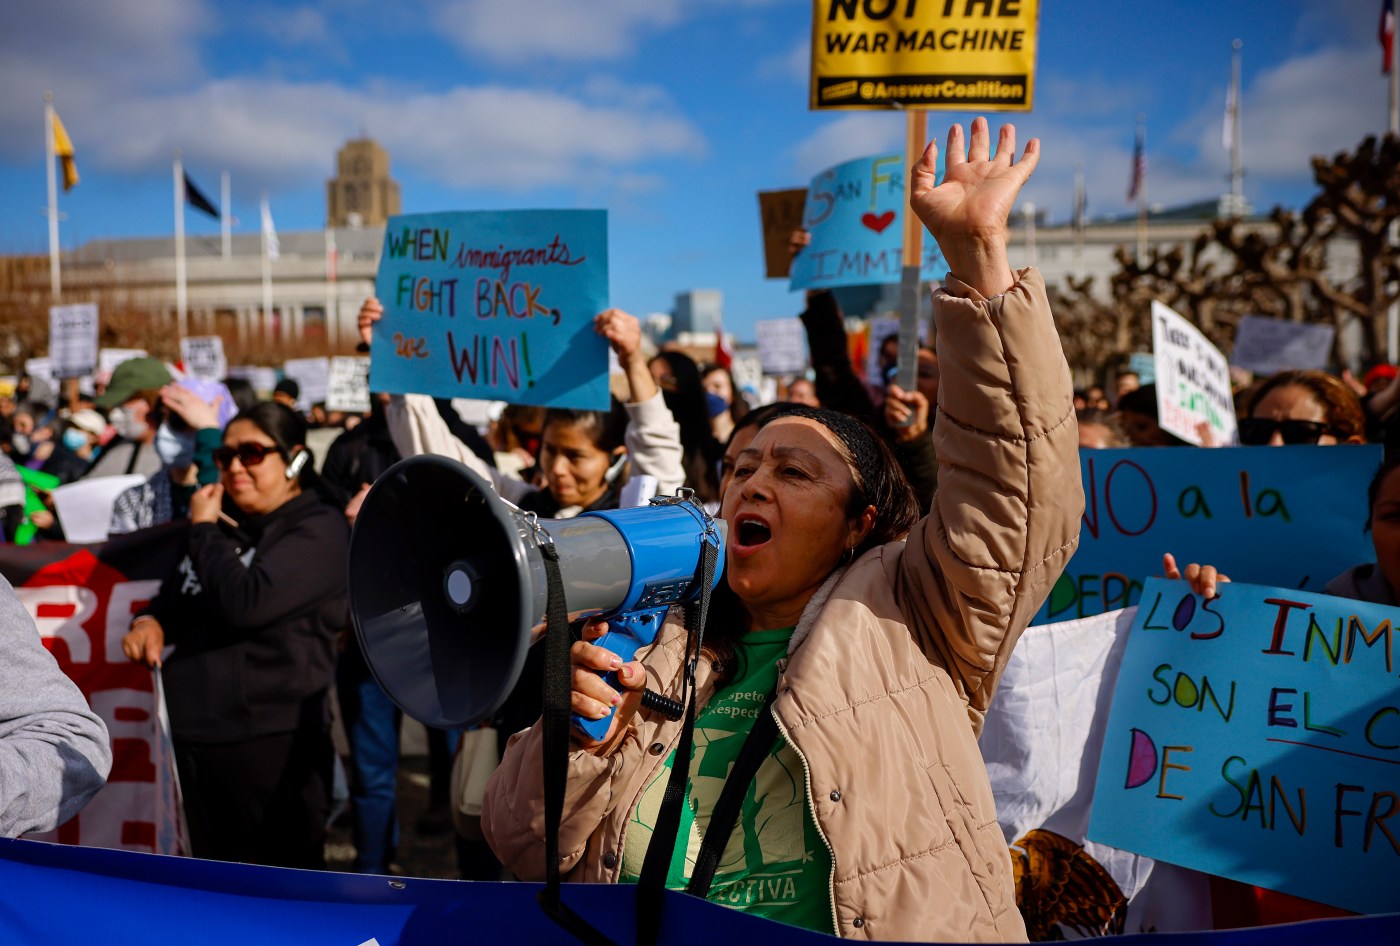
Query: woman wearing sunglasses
120,402,349,868
1237,369,1366,446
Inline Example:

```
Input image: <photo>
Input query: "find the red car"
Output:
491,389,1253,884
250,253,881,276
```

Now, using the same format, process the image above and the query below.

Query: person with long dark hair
121,402,348,868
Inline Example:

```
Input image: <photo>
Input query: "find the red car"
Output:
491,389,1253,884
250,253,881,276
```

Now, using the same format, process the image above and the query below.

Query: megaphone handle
573,609,665,742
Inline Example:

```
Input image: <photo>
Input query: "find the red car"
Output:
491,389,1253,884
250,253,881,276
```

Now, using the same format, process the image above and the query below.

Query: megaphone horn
348,455,724,736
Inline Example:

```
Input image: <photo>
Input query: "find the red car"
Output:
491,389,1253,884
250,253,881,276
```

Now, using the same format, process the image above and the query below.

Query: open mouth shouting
731,513,774,554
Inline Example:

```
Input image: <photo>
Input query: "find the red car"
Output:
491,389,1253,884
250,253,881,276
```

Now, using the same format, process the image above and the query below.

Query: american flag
1383,0,1396,75
1127,127,1145,203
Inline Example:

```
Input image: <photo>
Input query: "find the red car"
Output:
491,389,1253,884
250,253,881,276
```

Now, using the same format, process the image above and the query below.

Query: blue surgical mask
62,428,90,453
153,422,197,468
705,391,728,419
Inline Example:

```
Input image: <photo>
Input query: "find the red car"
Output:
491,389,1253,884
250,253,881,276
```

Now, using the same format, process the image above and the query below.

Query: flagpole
1136,114,1148,266
44,93,61,300
221,171,231,261
1229,40,1244,217
261,190,273,345
1073,161,1085,281
1392,32,1399,135
174,150,188,340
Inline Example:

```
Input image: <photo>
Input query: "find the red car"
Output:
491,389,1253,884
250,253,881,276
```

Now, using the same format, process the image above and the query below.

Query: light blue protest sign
372,210,609,410
788,153,947,291
1037,445,1381,624
1088,578,1400,915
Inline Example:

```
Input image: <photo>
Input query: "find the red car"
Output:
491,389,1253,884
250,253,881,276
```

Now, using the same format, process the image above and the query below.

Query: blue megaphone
347,455,724,738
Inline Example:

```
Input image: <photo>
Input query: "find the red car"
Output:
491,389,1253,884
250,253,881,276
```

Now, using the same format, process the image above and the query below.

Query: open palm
910,118,1038,245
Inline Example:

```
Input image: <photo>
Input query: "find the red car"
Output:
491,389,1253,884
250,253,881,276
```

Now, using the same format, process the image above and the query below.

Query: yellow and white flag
52,111,78,191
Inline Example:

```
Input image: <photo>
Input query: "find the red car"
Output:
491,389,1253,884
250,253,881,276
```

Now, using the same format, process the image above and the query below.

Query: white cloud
432,0,684,63
791,113,905,179
65,77,706,194
757,37,809,84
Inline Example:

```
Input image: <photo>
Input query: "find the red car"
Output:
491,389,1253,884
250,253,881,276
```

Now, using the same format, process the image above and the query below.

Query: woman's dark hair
654,351,723,502
1248,369,1365,443
228,401,318,492
1365,452,1400,532
221,377,260,415
542,397,629,454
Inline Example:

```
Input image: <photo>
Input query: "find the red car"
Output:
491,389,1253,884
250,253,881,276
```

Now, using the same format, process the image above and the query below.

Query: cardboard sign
754,319,809,376
1230,315,1335,376
98,348,147,379
1037,445,1380,624
49,304,99,379
759,188,809,279
325,356,371,414
810,0,1039,111
1088,579,1400,914
372,210,610,411
1151,301,1237,446
789,153,946,291
179,336,227,382
283,357,330,411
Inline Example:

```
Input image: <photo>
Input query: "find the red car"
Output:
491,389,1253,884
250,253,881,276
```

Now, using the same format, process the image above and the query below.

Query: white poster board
226,365,279,396
729,353,765,404
50,474,146,544
1230,315,1335,375
754,319,808,376
98,348,147,379
325,356,371,414
1151,301,1237,446
49,304,99,378
180,336,227,381
283,357,331,411
24,357,56,388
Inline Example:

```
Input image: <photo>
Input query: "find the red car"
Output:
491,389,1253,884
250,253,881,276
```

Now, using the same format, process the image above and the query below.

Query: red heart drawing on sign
861,211,895,233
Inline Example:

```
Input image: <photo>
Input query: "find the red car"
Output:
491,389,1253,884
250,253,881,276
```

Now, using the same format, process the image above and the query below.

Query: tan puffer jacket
483,269,1082,942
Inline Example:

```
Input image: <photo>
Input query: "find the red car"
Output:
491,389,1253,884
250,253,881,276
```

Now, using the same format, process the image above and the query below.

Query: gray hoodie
0,574,111,837
1323,562,1395,607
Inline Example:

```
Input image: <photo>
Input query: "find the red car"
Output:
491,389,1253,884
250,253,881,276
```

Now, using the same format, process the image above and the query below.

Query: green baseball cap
96,357,173,409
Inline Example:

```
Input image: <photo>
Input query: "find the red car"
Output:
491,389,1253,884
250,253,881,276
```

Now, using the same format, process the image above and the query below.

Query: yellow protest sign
810,0,1039,111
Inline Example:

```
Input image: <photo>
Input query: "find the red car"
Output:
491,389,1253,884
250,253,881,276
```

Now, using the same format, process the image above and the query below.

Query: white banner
283,357,331,412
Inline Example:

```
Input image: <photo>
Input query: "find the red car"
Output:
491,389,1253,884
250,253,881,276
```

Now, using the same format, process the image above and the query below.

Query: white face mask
10,433,30,457
109,406,150,442
153,422,197,468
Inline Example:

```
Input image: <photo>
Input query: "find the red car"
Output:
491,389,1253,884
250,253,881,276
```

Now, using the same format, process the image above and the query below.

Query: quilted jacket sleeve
898,268,1082,733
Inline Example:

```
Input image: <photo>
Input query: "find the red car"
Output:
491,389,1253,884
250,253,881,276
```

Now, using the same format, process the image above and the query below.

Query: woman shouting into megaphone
483,118,1083,942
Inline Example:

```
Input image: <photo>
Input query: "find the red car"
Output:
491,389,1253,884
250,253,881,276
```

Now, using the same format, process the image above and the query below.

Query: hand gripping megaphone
347,454,725,740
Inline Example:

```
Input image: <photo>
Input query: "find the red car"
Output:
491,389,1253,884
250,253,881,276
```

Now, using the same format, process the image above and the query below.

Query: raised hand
357,297,383,350
910,117,1039,298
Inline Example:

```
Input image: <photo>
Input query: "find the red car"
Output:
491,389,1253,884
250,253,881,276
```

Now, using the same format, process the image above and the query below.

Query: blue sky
0,1,1389,342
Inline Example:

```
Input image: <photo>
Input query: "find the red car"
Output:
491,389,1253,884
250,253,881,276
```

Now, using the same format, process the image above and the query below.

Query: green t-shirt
619,627,833,933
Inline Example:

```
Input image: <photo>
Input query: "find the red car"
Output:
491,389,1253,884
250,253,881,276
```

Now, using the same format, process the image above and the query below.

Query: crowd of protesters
0,118,1395,941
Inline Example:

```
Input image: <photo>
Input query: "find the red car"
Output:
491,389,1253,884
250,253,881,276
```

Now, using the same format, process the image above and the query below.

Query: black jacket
147,492,350,743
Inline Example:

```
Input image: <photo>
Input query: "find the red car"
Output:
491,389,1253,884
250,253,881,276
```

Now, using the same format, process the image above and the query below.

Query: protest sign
48,304,99,379
226,365,279,396
754,319,808,375
1230,315,1335,376
810,0,1038,111
372,210,609,411
0,526,187,855
180,336,227,381
1037,445,1379,624
759,188,808,278
24,357,56,388
1127,351,1156,386
326,356,371,414
1151,301,1237,446
283,357,330,411
729,353,764,402
1088,579,1400,915
51,474,145,544
98,348,147,379
789,153,947,292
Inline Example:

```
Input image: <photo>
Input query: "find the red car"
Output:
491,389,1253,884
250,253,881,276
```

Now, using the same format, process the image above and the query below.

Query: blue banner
788,153,947,291
372,210,610,411
1038,446,1381,624
1088,579,1400,915
0,837,1395,945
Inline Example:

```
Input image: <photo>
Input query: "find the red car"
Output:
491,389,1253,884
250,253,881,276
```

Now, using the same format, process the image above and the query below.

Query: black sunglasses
213,442,282,470
1237,417,1334,446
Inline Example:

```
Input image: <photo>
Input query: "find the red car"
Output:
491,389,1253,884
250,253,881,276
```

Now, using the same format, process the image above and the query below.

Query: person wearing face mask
108,379,234,535
86,357,173,480
38,409,107,485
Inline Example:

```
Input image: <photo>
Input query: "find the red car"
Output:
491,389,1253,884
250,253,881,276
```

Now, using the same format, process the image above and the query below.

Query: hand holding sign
910,118,1037,298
